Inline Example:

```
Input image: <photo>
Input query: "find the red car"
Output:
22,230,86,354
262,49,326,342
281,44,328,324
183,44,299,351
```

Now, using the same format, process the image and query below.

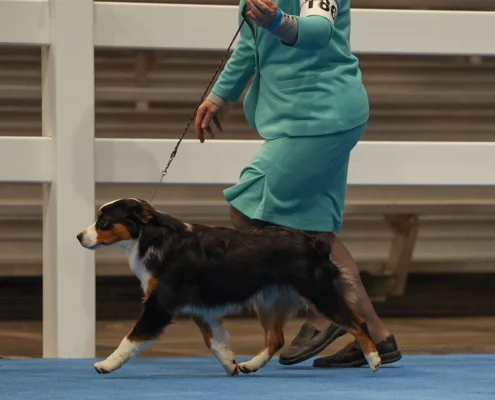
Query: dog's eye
97,218,110,230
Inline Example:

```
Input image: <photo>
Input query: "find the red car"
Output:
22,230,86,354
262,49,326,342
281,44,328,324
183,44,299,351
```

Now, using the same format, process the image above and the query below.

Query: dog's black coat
105,199,354,325
78,198,385,376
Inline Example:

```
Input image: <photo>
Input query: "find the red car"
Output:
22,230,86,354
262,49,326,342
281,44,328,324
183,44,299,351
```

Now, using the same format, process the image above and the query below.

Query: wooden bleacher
1,0,495,301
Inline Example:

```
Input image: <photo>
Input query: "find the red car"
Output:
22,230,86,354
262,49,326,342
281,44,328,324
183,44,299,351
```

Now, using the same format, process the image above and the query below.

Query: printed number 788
307,0,330,12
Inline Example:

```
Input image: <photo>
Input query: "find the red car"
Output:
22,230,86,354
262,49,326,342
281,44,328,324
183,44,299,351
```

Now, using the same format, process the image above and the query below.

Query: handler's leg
229,205,401,368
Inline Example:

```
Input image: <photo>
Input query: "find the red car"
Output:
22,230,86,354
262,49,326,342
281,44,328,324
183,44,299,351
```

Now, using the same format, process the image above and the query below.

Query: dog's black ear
125,203,155,224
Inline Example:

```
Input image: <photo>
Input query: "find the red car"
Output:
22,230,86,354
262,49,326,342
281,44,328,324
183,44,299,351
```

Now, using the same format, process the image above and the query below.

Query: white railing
1,0,495,358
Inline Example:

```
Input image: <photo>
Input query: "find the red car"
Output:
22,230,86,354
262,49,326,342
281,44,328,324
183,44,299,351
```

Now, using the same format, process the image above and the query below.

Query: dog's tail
331,260,359,309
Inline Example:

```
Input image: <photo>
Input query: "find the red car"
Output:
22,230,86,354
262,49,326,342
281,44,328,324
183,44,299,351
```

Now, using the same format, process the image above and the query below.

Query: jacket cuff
267,11,298,46
206,92,227,108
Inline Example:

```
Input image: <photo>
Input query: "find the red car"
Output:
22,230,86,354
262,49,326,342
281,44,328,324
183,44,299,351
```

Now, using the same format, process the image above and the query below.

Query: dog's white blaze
80,222,98,247
99,198,142,211
94,337,151,374
365,351,381,372
239,348,270,372
99,198,120,211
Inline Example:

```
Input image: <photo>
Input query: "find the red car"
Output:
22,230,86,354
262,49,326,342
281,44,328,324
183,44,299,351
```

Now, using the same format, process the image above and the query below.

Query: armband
300,0,338,24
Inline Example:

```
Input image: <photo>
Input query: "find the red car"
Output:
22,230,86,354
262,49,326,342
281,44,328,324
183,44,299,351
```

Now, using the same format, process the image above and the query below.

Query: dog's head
77,198,165,250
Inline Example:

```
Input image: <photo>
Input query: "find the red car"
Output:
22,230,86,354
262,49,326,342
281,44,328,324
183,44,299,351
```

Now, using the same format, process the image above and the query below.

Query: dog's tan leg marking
238,319,285,374
143,276,159,303
344,310,381,372
302,295,380,372
238,299,296,374
194,317,240,376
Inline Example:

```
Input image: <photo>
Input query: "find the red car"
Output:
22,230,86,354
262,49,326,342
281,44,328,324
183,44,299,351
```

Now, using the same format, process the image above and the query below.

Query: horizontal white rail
95,139,495,186
2,1,495,55
2,137,495,186
0,137,52,183
0,0,50,46
94,5,495,55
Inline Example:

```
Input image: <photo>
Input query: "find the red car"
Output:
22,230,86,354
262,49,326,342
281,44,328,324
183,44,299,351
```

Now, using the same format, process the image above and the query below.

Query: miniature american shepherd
77,198,381,376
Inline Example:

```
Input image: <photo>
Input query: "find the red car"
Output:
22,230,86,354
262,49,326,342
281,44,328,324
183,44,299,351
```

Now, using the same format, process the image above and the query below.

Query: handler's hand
246,0,278,28
195,99,223,143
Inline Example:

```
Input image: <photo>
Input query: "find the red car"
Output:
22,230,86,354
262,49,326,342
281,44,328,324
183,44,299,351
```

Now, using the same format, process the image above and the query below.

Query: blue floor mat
1,355,493,400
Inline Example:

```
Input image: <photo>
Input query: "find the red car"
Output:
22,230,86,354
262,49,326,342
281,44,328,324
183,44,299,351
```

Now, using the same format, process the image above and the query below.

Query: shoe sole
279,329,346,366
313,351,402,369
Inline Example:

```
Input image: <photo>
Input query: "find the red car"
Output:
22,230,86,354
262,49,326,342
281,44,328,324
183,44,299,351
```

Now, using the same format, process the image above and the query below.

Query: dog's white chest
125,243,151,294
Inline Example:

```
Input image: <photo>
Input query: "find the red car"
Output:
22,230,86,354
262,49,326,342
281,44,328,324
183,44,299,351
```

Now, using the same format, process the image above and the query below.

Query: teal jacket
210,0,369,139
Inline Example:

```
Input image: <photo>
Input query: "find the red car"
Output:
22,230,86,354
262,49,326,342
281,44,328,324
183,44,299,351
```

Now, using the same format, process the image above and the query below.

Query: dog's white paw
222,361,240,377
238,349,270,374
365,352,381,372
94,359,122,374
238,361,258,374
238,359,265,374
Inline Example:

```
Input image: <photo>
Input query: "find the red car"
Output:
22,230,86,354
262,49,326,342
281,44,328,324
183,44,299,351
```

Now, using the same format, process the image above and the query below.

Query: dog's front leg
94,290,173,374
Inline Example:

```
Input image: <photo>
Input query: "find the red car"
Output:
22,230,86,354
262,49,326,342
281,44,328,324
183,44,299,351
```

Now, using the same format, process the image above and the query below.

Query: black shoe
279,323,347,366
313,334,402,368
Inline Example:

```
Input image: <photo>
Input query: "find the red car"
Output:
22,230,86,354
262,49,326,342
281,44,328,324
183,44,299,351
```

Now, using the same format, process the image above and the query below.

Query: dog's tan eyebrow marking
95,223,132,245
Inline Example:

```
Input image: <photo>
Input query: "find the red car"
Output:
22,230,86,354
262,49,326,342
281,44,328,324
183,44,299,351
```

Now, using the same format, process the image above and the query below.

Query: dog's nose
77,232,83,243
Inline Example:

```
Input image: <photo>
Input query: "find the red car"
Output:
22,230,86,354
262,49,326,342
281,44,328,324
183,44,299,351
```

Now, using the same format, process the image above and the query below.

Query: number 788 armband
300,0,338,24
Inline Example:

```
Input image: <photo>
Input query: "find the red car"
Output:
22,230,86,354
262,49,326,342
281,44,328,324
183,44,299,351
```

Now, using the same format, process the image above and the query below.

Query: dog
77,198,381,376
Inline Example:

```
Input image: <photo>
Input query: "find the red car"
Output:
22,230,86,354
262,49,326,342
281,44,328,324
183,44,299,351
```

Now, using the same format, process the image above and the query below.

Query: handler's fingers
246,6,264,19
206,126,215,139
195,106,207,143
252,0,274,14
201,108,215,130
213,115,223,133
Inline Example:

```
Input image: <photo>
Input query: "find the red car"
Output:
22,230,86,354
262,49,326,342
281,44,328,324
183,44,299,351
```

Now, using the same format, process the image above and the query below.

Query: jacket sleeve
210,28,256,103
291,15,333,51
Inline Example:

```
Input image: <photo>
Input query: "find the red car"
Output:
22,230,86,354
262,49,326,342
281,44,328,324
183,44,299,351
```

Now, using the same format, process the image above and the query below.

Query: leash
149,18,247,204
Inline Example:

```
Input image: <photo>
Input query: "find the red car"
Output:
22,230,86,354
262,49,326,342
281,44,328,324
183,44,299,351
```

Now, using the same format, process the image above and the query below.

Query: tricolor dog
77,198,381,376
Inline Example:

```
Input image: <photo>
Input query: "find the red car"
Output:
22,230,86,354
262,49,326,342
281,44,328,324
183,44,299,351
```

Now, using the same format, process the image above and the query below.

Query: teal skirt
224,123,366,232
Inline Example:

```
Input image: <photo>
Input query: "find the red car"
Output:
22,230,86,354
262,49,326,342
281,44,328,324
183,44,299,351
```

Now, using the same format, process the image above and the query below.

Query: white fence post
41,0,95,358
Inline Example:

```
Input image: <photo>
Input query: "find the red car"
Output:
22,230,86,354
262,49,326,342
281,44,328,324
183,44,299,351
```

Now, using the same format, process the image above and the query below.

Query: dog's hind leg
238,292,299,374
344,311,382,371
302,275,381,372
194,317,240,376
237,319,285,374
94,278,172,374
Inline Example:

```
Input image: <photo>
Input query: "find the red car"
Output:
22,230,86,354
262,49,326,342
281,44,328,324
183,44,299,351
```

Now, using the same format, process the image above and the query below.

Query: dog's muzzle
77,224,99,249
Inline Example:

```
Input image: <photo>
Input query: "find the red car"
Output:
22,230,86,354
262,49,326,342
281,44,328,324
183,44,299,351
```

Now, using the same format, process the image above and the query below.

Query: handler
194,0,402,368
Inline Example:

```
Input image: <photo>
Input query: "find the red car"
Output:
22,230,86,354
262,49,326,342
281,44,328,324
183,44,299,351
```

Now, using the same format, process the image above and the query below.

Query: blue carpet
0,355,493,400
